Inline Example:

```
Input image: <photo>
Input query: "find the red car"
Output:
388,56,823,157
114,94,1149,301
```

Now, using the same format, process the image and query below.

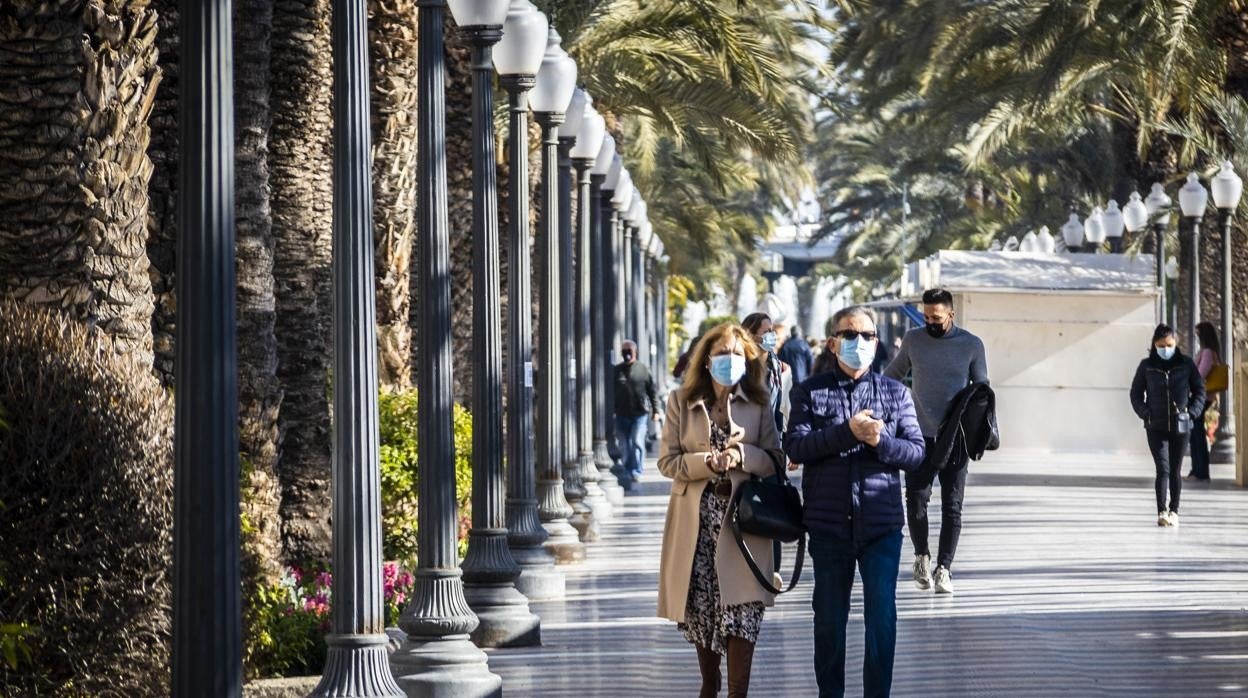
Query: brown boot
695,644,722,698
726,637,755,698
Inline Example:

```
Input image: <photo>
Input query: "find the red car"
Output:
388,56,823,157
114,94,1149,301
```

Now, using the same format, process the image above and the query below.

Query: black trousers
905,437,969,571
1147,429,1187,513
1188,404,1210,479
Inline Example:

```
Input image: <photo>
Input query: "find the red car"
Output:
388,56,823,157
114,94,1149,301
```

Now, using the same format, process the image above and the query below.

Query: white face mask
838,336,877,370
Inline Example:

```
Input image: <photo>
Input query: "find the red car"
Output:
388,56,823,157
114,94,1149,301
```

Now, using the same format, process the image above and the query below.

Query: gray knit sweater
884,325,989,438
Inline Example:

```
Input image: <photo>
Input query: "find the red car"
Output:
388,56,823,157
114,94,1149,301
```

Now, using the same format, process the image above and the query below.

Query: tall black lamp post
1145,183,1173,319
311,0,406,692
1178,172,1209,352
174,0,241,693
451,0,542,648
494,0,566,601
570,99,611,524
591,140,625,505
530,28,585,564
1210,161,1242,464
390,0,502,692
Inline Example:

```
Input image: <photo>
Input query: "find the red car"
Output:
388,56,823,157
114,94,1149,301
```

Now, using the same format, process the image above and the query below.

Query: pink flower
316,571,333,589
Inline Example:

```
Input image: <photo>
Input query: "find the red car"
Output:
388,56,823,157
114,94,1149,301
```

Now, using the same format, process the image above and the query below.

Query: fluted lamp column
311,0,406,692
558,89,595,542
570,101,611,525
450,0,542,648
618,180,636,349
1145,184,1174,320
530,28,585,564
1179,173,1209,352
1211,161,1242,464
390,0,502,693
611,167,633,357
495,0,566,601
592,144,625,506
174,0,242,693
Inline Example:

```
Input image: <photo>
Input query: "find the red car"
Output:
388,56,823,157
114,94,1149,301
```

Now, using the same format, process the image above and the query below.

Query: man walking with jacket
778,324,814,385
786,306,925,698
885,288,989,595
614,339,659,491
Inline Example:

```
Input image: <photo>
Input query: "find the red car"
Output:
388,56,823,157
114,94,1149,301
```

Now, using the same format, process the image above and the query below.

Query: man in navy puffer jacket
786,306,925,698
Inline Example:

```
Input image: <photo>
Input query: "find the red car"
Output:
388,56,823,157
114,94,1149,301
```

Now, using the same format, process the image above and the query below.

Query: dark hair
789,325,804,340
741,312,772,335
922,288,954,307
1151,323,1177,349
1196,321,1220,357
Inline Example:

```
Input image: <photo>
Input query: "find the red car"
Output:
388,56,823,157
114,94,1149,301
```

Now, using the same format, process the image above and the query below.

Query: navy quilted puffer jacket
785,366,926,545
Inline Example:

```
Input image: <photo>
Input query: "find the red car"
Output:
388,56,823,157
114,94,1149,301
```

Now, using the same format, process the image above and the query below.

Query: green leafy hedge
379,389,473,567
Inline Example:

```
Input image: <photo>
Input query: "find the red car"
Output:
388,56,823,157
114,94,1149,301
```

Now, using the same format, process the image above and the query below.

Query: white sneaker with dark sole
1158,511,1171,527
934,565,954,594
912,554,932,590
1167,511,1179,527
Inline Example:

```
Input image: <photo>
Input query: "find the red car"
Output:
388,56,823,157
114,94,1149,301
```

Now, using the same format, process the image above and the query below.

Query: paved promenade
487,453,1248,696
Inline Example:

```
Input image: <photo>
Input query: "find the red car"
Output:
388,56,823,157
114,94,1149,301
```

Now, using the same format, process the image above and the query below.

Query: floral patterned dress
677,422,765,652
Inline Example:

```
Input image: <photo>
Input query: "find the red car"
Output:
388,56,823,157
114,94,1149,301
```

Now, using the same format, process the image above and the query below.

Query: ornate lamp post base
462,529,540,647
314,635,402,697
390,637,502,698
510,542,567,599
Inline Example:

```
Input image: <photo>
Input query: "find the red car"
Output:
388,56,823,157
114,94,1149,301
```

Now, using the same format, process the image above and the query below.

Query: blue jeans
614,414,648,485
809,530,902,698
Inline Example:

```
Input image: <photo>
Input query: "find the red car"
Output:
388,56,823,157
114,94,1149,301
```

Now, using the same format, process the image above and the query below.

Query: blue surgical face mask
759,331,778,353
709,354,747,387
838,337,877,371
1156,345,1176,361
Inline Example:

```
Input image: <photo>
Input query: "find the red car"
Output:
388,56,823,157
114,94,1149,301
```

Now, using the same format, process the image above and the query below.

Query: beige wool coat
656,386,786,623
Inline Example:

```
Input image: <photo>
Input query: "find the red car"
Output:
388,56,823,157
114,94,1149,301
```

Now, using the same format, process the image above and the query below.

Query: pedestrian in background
614,339,661,492
742,312,786,433
1131,324,1205,526
778,324,814,385
885,288,989,595
1186,321,1221,481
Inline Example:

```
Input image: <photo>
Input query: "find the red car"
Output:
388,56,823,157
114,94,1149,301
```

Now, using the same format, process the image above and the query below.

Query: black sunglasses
835,329,878,341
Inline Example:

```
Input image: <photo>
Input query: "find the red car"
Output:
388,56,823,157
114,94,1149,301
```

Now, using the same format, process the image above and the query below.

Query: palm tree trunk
0,0,159,369
148,0,178,386
370,0,419,391
235,0,284,585
445,15,476,405
270,0,335,564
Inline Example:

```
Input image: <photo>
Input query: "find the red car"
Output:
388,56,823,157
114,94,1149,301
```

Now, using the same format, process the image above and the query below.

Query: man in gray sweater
885,288,989,595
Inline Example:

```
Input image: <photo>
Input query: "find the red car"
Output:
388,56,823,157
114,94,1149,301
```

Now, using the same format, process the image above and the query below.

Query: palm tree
148,0,179,386
0,0,160,369
369,0,420,391
235,0,285,584
269,0,335,564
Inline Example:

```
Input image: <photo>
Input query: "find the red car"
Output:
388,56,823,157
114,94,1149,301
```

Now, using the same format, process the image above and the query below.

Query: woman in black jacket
1130,324,1206,527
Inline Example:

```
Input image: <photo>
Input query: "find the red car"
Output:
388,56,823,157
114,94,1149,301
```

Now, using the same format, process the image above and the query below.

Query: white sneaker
912,554,932,590
934,566,954,594
1167,511,1180,527
1158,511,1171,527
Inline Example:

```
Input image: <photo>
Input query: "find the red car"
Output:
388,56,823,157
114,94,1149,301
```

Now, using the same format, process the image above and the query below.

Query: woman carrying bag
1187,321,1224,481
1130,324,1206,527
657,323,786,698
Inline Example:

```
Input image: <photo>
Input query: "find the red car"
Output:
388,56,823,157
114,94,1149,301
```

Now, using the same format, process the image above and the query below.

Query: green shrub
0,301,174,695
378,388,473,567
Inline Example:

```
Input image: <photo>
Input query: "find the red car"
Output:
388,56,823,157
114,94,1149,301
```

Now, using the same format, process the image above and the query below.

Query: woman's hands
704,446,742,473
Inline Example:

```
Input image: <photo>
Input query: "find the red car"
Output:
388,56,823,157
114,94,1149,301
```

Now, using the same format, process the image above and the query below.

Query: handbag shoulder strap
728,485,804,595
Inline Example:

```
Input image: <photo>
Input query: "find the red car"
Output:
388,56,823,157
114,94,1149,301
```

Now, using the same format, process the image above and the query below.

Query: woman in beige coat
657,323,785,698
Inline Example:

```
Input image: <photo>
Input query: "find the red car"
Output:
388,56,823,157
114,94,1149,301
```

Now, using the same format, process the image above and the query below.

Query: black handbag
728,455,805,595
